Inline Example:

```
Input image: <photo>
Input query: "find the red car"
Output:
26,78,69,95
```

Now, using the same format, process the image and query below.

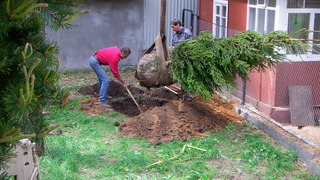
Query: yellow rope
145,144,206,168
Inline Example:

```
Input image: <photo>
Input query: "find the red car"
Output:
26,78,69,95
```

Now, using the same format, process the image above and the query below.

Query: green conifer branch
6,0,11,16
1,0,89,161
13,3,48,19
2,127,20,138
20,59,40,106
37,124,60,138
171,30,314,100
12,0,34,14
22,66,30,101
44,41,58,57
28,74,35,103
19,88,26,107
22,43,33,62
27,58,41,83
0,57,7,71
0,134,36,143
60,10,90,25
44,57,65,85
9,1,48,19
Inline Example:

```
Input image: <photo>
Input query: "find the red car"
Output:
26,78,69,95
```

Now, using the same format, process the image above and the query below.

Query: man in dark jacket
170,18,193,46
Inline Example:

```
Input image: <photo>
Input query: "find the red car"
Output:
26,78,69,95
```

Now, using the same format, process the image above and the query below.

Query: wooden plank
288,85,316,126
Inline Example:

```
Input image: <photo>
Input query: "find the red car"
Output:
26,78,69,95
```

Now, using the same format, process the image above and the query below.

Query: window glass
306,0,320,8
216,17,220,37
249,8,256,30
222,6,227,17
258,0,265,4
288,13,310,54
258,9,266,34
222,18,226,37
267,0,276,7
249,0,257,5
313,13,320,54
287,0,304,8
214,2,228,38
267,10,275,33
288,13,310,36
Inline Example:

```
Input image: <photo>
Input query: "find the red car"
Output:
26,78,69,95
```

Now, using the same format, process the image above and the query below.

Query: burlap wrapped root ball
135,50,175,88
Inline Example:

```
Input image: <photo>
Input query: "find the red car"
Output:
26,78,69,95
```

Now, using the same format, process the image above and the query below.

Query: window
247,0,277,34
287,0,320,8
213,0,228,38
248,0,320,59
314,14,320,54
285,0,320,55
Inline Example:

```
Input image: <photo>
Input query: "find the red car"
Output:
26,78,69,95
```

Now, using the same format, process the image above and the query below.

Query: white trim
286,54,320,62
213,0,228,38
248,0,320,61
246,0,277,33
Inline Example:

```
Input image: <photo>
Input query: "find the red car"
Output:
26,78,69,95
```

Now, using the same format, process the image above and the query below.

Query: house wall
270,62,320,123
275,62,320,107
198,0,213,33
47,0,144,71
227,0,247,36
193,0,320,124
234,59,320,124
225,0,320,124
199,0,213,22
144,0,199,49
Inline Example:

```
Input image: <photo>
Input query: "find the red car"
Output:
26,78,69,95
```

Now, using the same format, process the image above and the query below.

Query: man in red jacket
89,47,131,108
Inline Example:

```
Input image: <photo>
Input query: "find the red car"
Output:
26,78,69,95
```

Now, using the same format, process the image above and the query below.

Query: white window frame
246,0,278,34
278,1,320,61
247,0,320,62
213,0,228,38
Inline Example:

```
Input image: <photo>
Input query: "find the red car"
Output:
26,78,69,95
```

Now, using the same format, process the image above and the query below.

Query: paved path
283,125,320,150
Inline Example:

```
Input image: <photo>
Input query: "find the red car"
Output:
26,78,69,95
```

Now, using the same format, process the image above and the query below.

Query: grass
38,70,319,180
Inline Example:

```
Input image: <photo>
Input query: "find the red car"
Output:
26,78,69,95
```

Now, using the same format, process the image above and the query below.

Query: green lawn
38,70,319,179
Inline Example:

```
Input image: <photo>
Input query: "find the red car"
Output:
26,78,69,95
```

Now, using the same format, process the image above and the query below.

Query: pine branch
37,124,60,138
59,9,90,25
0,126,35,144
171,30,313,100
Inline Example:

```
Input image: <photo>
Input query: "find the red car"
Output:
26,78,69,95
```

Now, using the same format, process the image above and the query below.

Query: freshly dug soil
77,81,244,143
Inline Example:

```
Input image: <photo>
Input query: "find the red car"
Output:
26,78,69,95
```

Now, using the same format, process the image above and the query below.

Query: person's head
120,47,131,59
170,18,182,32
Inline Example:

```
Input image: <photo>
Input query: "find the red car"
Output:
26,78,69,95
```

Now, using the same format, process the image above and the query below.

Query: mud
77,81,244,143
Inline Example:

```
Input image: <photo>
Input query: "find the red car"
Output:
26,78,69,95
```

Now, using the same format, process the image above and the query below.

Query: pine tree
170,30,312,100
0,0,89,173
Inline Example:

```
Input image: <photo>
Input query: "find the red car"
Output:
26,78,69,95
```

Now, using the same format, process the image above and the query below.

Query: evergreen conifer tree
0,0,89,174
171,30,313,100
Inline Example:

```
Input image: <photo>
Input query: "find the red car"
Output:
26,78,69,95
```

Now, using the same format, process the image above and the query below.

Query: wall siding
143,0,199,49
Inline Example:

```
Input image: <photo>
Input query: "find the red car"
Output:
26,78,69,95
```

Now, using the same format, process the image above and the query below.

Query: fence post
242,75,247,105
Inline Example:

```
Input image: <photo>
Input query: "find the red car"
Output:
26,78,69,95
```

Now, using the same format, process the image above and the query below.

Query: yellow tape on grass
145,144,206,168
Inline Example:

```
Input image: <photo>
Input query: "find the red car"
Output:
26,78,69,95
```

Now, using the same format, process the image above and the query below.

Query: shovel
126,87,143,113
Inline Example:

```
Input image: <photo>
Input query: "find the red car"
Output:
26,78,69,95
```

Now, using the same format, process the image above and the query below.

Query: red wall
275,62,320,107
198,0,247,35
234,62,320,123
234,69,276,116
199,0,213,22
199,0,213,33
198,0,320,124
228,0,247,36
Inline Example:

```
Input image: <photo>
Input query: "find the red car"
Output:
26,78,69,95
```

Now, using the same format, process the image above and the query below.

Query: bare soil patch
77,81,244,144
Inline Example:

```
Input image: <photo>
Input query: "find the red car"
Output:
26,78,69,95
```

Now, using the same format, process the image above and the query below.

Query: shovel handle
126,88,143,113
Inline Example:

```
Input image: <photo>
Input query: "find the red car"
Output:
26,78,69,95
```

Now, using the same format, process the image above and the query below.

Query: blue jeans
89,56,110,102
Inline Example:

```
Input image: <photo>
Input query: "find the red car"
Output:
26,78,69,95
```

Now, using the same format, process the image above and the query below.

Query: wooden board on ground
288,85,316,126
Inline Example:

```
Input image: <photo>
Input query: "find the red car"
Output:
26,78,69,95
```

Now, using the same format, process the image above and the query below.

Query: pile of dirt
77,81,244,143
